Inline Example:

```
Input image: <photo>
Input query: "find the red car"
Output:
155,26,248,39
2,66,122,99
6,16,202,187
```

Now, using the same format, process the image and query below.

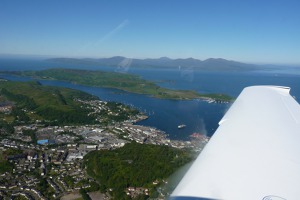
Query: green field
8,68,232,101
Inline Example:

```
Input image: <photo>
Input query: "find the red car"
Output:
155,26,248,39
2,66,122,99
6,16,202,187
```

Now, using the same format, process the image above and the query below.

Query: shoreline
0,69,233,102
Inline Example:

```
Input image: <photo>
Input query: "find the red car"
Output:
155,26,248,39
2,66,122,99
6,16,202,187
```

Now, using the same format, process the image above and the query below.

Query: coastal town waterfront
0,98,209,199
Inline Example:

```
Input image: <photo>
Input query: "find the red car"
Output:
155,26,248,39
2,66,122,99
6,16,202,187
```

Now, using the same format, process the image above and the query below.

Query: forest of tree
84,142,193,199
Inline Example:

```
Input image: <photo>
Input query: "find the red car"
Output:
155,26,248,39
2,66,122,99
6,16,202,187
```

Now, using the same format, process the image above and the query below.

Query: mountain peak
159,56,171,60
204,58,228,62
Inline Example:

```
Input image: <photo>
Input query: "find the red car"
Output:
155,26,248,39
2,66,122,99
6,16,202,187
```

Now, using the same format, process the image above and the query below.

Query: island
0,80,208,199
4,68,233,102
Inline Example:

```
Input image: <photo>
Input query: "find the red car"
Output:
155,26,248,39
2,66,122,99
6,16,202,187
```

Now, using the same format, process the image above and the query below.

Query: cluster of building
0,152,47,199
0,139,101,199
76,99,147,124
0,101,13,113
125,187,150,198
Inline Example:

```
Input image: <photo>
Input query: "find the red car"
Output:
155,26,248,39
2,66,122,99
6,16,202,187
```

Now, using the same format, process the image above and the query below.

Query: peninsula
5,68,232,102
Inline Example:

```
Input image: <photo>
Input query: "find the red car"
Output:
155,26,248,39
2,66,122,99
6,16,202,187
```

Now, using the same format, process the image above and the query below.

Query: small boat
178,124,186,129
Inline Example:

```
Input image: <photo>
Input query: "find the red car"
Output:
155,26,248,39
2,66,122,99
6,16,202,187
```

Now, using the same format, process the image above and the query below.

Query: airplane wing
170,86,300,200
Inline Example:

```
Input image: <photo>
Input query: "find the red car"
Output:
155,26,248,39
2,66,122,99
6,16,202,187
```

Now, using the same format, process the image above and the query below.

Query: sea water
1,58,299,140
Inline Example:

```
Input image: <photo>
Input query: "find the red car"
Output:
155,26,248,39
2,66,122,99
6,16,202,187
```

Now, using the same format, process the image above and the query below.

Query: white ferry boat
178,124,186,129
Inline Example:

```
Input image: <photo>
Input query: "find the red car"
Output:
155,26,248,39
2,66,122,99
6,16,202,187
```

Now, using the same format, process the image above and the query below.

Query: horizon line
0,53,299,67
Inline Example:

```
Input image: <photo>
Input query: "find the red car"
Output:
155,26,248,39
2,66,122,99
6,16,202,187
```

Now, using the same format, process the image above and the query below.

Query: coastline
0,69,233,102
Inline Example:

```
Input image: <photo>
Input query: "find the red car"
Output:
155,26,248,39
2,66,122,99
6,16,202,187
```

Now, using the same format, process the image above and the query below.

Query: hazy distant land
48,56,259,71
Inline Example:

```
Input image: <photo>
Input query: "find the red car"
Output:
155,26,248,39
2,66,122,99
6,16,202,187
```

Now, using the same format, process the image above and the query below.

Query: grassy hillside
0,80,98,125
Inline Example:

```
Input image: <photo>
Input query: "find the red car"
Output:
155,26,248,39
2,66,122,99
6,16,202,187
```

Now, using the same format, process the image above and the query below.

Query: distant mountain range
47,56,259,71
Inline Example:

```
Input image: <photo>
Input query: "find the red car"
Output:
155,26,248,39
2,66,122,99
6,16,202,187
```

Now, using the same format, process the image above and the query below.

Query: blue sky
0,0,299,64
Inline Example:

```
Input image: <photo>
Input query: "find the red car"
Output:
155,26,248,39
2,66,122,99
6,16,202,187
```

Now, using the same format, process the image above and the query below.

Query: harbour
1,59,300,140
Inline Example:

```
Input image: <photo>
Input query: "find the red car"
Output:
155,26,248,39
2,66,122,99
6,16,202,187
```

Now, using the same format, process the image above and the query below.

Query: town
0,98,209,200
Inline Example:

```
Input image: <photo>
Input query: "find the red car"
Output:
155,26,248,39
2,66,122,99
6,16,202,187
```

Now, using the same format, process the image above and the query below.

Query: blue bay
1,59,300,140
